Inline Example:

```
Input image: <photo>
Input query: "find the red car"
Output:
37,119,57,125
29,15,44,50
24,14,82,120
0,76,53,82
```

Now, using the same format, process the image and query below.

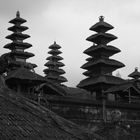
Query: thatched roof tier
11,51,34,58
6,33,30,41
90,16,114,32
47,55,63,61
49,41,61,49
8,25,28,32
9,11,26,24
8,61,37,69
48,49,62,55
4,41,32,50
84,45,120,57
86,33,117,44
58,76,68,83
81,58,124,73
5,67,46,85
78,75,125,91
86,57,93,61
43,68,65,75
46,75,67,83
45,61,65,67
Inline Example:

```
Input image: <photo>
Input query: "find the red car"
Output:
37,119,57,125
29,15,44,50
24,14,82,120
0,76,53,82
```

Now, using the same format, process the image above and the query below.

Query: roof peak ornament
135,67,138,71
99,15,104,22
16,11,20,18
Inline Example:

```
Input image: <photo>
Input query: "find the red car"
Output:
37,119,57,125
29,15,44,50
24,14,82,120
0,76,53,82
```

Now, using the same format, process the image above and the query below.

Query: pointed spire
99,15,104,22
54,41,56,45
16,11,20,18
135,67,138,72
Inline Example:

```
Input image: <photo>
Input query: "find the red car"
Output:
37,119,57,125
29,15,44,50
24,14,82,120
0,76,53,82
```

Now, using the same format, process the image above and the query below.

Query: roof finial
135,67,138,71
54,41,56,44
16,11,20,18
99,15,104,22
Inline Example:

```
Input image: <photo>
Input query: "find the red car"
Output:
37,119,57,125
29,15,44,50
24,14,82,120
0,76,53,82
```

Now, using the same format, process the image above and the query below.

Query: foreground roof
0,86,94,140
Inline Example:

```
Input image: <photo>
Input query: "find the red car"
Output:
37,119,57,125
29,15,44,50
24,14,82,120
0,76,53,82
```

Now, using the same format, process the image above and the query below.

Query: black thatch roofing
43,68,65,75
47,55,63,61
0,86,96,140
81,58,124,70
45,61,65,67
78,75,125,90
6,32,30,40
9,11,26,24
49,41,61,49
8,25,28,32
84,45,120,57
5,67,46,85
4,41,32,50
86,33,117,44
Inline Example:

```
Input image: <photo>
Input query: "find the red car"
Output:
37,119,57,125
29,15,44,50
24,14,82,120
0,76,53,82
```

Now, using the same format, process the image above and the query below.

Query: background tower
43,41,67,85
3,11,37,72
78,16,125,99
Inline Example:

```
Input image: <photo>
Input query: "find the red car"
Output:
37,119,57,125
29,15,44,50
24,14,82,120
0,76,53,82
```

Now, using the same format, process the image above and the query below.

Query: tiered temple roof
78,16,125,98
43,42,67,84
3,11,37,71
128,67,140,80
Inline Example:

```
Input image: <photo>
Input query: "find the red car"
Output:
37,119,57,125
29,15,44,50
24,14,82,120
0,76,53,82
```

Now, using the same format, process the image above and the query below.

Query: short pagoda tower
3,11,37,72
128,67,140,80
43,42,67,85
77,16,125,99
128,67,140,90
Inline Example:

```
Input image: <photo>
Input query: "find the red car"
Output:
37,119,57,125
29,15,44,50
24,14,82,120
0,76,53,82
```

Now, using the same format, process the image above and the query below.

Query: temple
43,41,67,85
1,13,140,139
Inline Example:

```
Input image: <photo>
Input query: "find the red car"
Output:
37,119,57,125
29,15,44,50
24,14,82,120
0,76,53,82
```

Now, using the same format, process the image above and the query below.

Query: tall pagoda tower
77,16,125,99
43,42,67,85
3,11,37,72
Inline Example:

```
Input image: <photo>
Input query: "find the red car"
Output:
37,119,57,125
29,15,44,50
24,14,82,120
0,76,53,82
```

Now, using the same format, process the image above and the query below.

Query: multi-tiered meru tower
78,16,125,99
4,11,36,72
43,42,67,85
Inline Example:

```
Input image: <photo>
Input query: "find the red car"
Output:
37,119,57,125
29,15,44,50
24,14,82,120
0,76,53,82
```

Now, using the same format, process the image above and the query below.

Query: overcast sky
0,0,140,87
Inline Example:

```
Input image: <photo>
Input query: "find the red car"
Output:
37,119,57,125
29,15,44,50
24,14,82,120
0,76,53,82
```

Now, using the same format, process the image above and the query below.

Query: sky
0,0,140,87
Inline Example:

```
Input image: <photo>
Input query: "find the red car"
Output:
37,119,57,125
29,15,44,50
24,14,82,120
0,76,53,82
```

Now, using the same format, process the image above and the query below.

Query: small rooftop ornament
16,11,20,18
99,15,104,22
